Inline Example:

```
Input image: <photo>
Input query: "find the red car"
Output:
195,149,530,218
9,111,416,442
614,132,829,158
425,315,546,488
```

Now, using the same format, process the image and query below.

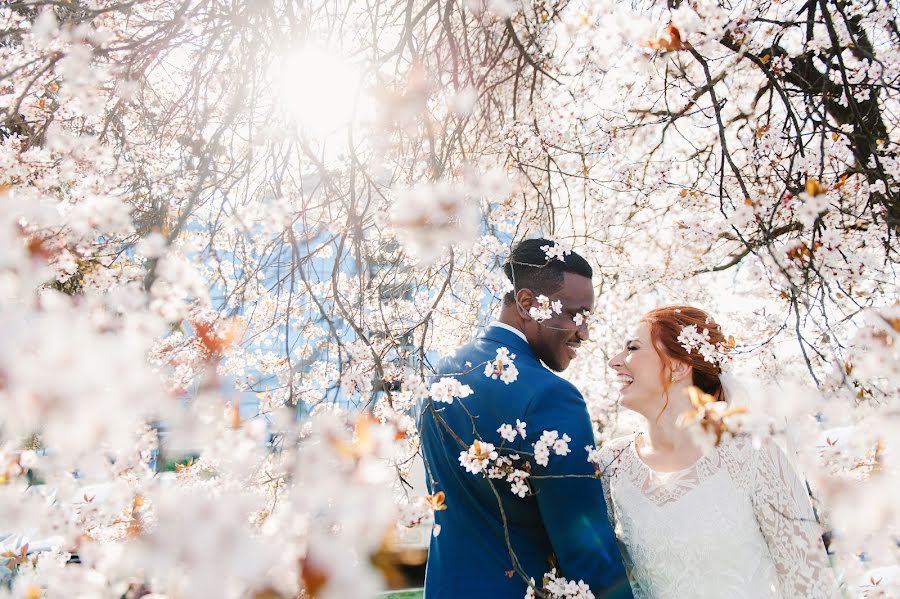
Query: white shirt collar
489,321,528,343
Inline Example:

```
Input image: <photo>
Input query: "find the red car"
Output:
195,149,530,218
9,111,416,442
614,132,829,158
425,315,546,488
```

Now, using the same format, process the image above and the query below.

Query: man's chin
549,357,569,372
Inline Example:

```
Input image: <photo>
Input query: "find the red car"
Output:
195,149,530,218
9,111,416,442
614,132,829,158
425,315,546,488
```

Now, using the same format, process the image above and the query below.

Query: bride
600,305,840,598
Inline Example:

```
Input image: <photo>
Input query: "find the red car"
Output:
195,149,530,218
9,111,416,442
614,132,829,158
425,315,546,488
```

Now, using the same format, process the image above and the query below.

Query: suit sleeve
525,381,634,599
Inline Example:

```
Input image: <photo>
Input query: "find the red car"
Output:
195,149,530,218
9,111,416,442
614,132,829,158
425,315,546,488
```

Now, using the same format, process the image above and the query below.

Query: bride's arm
598,441,645,598
599,460,617,533
751,437,841,598
596,439,630,541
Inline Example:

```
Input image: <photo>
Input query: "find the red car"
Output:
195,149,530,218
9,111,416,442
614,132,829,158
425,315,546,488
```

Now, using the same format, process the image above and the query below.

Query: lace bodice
599,434,840,599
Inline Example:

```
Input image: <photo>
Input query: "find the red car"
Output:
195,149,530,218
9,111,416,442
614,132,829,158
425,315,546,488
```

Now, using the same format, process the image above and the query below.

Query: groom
418,239,632,598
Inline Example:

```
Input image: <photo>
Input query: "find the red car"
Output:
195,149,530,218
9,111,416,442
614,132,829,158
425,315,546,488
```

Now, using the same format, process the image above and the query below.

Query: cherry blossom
0,0,896,594
429,377,474,404
484,347,520,384
534,431,573,467
458,440,499,475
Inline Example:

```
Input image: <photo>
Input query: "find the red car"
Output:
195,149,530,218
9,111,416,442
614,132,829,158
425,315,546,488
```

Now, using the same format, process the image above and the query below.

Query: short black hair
502,238,593,305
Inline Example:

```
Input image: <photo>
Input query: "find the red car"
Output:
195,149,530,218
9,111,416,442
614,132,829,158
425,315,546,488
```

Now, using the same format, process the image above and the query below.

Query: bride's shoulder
595,434,637,479
715,433,762,461
598,434,637,460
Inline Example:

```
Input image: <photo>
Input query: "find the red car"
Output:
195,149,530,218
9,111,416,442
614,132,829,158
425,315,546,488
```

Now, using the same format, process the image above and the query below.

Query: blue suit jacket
419,325,633,599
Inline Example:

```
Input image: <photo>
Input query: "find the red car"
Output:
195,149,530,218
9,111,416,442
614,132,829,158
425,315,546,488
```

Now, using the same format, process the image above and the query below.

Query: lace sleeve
599,439,645,598
751,438,840,598
597,438,631,533
600,457,617,533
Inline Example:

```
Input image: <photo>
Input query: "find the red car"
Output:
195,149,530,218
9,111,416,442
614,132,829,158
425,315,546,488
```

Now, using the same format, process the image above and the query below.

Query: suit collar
488,320,527,343
480,323,535,358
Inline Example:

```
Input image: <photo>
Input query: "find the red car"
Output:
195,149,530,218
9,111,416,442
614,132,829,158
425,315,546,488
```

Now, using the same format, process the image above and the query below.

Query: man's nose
577,323,590,342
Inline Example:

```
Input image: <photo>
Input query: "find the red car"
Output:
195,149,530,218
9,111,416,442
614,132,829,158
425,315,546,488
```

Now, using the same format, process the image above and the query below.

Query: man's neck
496,305,536,344
490,319,527,343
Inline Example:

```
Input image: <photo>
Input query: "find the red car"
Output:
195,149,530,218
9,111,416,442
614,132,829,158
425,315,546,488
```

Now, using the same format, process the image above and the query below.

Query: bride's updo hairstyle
640,305,727,404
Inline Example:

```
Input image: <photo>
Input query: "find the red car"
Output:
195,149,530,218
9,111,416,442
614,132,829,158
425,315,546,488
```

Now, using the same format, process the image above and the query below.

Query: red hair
641,306,726,414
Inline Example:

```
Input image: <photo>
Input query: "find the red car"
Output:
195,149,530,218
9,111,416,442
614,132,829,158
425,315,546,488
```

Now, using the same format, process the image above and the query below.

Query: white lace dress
599,434,840,599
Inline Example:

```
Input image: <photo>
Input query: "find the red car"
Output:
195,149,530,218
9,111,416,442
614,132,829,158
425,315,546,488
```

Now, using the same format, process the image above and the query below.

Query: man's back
418,325,632,599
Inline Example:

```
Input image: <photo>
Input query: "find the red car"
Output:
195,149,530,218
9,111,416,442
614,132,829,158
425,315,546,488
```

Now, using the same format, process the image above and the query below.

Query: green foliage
380,591,423,599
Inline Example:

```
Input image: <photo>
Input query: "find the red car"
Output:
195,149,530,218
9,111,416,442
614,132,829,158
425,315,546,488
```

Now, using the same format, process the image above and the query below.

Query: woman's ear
671,360,692,383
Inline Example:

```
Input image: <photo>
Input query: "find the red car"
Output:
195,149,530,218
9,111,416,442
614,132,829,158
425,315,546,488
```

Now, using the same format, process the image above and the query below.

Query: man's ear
515,288,535,320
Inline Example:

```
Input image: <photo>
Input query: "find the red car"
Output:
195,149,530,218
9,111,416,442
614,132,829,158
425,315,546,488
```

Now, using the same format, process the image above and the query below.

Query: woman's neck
642,389,697,452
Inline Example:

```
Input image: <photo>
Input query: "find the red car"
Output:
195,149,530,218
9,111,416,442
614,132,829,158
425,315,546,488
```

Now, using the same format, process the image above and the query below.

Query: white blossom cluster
485,453,531,498
533,430,572,467
585,445,604,468
541,241,572,262
525,568,595,599
484,347,520,384
572,310,591,327
0,0,898,593
677,324,730,366
506,469,531,498
458,440,499,475
388,171,511,264
429,377,474,404
497,419,527,442
529,295,563,322
456,420,543,498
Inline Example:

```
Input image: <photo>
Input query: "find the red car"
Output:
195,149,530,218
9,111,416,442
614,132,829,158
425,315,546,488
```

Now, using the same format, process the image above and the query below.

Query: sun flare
269,47,362,137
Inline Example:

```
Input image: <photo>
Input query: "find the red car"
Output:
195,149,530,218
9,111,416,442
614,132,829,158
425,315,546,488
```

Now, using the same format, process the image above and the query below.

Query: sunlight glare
269,47,362,137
